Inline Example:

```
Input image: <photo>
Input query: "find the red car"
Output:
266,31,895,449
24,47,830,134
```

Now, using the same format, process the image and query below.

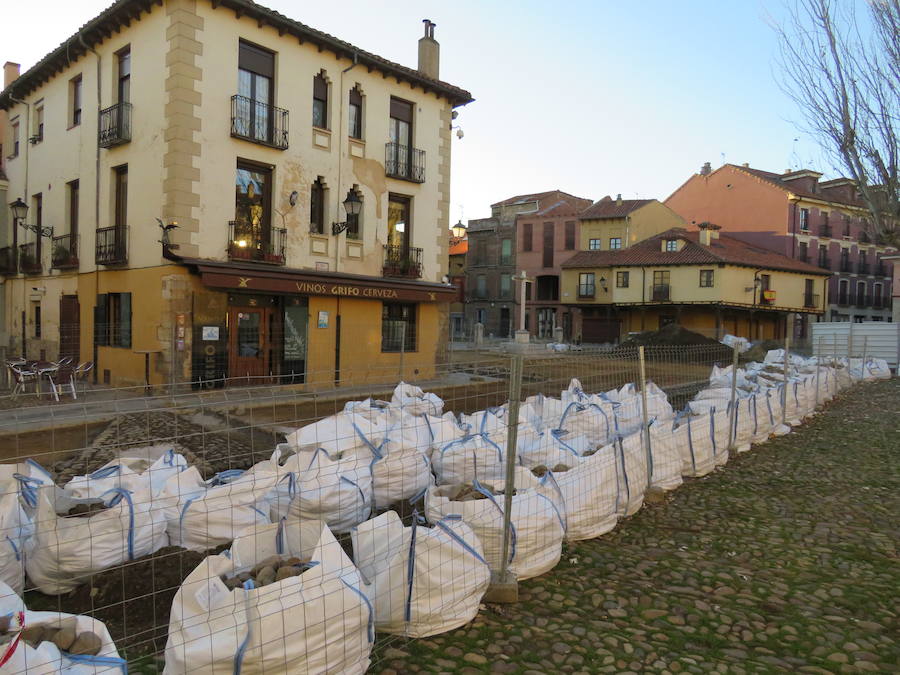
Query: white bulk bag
646,421,684,491
0,485,29,595
674,411,717,478
354,433,432,509
160,464,277,552
552,445,619,541
280,448,372,533
0,581,126,675
351,511,490,637
555,401,613,445
729,397,755,453
390,382,444,416
459,409,506,437
64,447,188,500
612,432,648,517
25,486,167,595
764,386,792,436
392,412,463,457
516,429,587,470
432,434,505,486
710,407,732,467
165,520,372,675
867,358,891,379
284,403,392,454
424,468,565,580
748,393,774,444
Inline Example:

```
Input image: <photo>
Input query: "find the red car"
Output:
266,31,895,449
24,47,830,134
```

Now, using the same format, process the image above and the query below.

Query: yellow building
579,195,685,251
561,225,830,343
0,1,472,387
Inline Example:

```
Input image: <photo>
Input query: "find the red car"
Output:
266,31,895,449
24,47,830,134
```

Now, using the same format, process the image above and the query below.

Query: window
665,239,678,251
234,161,271,252
33,304,41,339
525,281,532,301
500,239,512,265
117,48,131,104
94,292,132,348
310,177,325,234
238,41,275,143
616,271,629,288
653,270,670,286
388,98,413,177
589,239,601,250
839,279,849,303
699,269,714,287
10,120,19,157
859,250,867,272
856,281,866,303
70,75,82,126
345,188,362,239
114,165,128,228
799,208,809,231
381,302,416,352
609,237,622,250
564,221,576,250
387,195,410,250
840,247,849,271
759,274,771,291
475,274,487,298
578,272,595,297
68,180,79,236
348,86,363,139
798,241,808,262
500,274,511,298
874,283,882,301
476,308,486,324
33,105,44,143
313,71,328,129
522,223,533,251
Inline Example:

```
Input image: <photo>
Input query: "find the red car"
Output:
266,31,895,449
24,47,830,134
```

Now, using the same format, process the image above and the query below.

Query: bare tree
773,0,899,244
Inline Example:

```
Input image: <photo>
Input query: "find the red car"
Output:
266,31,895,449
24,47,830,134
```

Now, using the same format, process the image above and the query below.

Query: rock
53,627,77,651
251,555,281,576
608,608,627,618
255,566,276,587
642,610,667,620
69,632,103,656
382,648,408,660
21,624,46,646
852,662,880,672
275,566,302,582
667,615,686,626
827,653,849,664
463,652,488,665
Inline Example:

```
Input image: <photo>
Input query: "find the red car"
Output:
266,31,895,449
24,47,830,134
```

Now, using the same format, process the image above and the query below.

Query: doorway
228,305,273,382
499,307,510,338
59,295,81,361
537,308,556,338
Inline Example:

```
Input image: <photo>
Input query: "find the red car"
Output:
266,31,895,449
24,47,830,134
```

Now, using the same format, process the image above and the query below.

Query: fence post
782,332,791,427
487,352,523,603
638,346,652,489
399,329,406,383
727,343,740,458
848,323,854,360
861,336,868,372
815,336,822,408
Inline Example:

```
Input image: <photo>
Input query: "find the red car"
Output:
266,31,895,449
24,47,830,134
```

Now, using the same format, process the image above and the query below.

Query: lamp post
10,197,52,238
451,220,467,239
515,270,532,344
330,191,363,235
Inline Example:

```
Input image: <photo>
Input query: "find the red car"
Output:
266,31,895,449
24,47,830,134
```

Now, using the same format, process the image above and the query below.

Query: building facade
666,163,895,335
464,190,590,339
561,225,829,342
0,0,471,387
448,234,466,339
578,195,685,251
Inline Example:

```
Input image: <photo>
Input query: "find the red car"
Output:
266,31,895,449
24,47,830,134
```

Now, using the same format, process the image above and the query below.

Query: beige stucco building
578,196,685,251
0,0,472,387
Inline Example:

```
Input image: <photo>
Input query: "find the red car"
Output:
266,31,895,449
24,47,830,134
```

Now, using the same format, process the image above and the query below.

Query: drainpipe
8,93,30,359
79,34,102,382
334,52,358,274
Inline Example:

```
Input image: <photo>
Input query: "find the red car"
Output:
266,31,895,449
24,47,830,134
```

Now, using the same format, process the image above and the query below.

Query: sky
1,0,848,224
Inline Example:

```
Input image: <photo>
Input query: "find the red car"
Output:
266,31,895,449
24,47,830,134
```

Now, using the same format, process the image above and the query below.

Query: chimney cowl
700,161,712,176
615,193,622,205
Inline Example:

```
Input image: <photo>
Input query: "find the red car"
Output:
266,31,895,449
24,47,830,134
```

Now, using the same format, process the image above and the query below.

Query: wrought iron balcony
231,95,289,150
875,263,888,277
385,143,426,183
577,284,595,298
98,102,132,148
19,242,42,275
839,260,852,273
0,246,16,275
651,284,670,301
818,257,831,270
383,244,423,279
51,233,79,269
857,262,870,275
803,293,819,309
838,293,849,306
95,225,128,265
227,221,287,264
819,224,832,238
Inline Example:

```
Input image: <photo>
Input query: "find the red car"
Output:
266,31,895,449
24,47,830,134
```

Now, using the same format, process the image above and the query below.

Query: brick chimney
615,193,622,206
698,222,721,246
699,161,712,176
417,20,439,80
4,62,20,89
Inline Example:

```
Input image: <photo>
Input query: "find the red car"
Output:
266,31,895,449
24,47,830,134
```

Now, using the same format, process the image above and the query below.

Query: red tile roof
490,190,589,209
580,197,654,219
562,227,830,275
449,238,468,256
731,165,864,208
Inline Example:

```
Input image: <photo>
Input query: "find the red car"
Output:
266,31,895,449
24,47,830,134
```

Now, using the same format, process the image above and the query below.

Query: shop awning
186,260,457,303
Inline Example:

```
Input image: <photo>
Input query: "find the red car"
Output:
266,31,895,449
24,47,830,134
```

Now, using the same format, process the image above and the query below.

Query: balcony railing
819,224,832,238
857,263,870,275
577,284,595,299
95,225,128,265
385,143,426,183
0,246,16,275
383,244,423,279
651,284,670,301
231,95,289,150
19,242,42,275
818,257,831,270
875,264,888,277
872,297,884,310
855,296,868,308
227,221,287,264
803,293,819,309
51,233,79,269
838,293,849,306
98,102,132,148
839,260,852,273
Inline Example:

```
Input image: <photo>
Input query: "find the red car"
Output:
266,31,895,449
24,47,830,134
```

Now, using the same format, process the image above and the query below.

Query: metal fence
0,339,883,672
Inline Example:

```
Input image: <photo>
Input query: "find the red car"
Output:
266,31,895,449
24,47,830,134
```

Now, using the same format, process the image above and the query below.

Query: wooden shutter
389,97,413,122
94,294,109,346
119,293,132,348
565,221,575,250
522,223,532,252
542,223,554,268
349,87,362,106
239,41,274,77
313,74,328,100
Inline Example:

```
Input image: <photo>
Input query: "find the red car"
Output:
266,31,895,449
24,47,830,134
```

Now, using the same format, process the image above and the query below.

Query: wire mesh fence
0,340,891,673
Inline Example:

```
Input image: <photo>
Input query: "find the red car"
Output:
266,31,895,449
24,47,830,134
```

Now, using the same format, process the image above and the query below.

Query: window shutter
94,294,109,346
119,293,132,348
349,87,362,106
313,74,328,100
239,41,274,78
389,97,413,122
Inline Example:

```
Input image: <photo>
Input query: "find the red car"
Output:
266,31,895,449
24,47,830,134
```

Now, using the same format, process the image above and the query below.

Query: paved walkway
373,378,900,674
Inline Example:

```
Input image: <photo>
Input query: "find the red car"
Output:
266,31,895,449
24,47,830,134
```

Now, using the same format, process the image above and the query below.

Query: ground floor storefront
570,304,821,343
3,262,453,388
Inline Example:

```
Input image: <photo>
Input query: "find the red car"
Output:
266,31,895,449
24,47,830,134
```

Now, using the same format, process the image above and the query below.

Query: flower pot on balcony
230,247,253,260
264,253,283,264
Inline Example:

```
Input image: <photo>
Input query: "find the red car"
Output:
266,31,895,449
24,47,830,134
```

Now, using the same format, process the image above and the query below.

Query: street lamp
331,191,363,235
9,198,28,224
451,220,467,239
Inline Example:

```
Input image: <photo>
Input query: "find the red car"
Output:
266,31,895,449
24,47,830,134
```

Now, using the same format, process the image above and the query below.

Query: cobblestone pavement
372,378,900,674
